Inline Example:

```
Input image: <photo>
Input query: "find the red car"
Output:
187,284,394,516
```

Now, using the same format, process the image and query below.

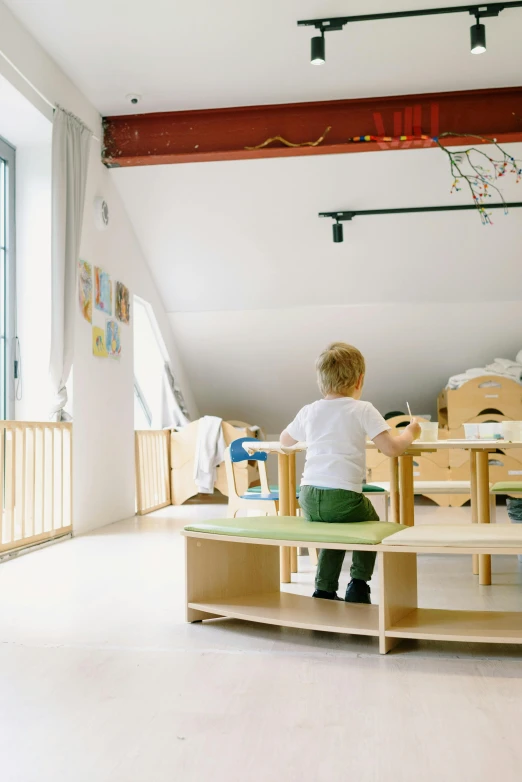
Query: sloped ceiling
111,144,522,430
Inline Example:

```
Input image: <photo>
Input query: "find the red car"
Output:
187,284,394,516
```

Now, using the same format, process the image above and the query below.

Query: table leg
399,455,415,527
469,450,479,576
288,452,298,573
389,456,400,524
476,450,492,586
278,453,291,583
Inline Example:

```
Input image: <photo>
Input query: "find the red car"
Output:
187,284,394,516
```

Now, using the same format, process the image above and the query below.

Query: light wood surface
135,430,171,515
277,453,292,584
386,608,522,643
470,450,479,575
189,591,380,636
0,423,73,554
379,550,418,654
185,535,280,622
438,375,522,429
389,456,400,524
399,455,415,527
476,450,492,585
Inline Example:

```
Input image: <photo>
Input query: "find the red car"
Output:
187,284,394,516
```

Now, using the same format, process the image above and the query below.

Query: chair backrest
230,437,267,463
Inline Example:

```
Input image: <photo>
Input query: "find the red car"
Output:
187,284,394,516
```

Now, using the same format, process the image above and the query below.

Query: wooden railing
135,430,171,515
0,422,73,554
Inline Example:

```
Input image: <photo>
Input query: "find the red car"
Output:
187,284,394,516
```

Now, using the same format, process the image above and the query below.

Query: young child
280,342,420,604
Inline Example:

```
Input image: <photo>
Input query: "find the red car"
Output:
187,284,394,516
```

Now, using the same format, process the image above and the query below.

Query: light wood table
244,439,522,587
379,439,522,586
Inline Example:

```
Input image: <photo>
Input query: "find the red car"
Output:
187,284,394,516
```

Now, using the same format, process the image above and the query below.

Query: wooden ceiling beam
102,87,522,167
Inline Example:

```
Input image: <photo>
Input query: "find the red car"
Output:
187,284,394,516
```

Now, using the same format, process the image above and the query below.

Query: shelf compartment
189,591,379,636
386,608,522,644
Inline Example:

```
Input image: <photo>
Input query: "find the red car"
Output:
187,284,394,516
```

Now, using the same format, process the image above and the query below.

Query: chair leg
290,547,298,573
489,493,497,524
309,547,318,566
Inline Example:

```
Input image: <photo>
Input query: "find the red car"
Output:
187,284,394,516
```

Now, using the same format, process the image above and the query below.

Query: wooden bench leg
185,536,280,622
290,547,298,573
308,547,318,566
379,550,418,654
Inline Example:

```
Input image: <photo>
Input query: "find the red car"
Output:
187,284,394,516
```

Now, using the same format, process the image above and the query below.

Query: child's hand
406,420,422,441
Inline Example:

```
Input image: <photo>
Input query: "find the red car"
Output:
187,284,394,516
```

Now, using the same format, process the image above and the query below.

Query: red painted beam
103,87,522,167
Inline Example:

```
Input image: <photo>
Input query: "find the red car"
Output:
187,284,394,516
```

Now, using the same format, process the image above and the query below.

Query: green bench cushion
184,516,406,545
491,481,522,493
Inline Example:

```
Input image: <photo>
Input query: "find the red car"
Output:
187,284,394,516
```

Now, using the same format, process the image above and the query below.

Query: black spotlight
332,222,343,243
470,19,486,54
311,33,325,64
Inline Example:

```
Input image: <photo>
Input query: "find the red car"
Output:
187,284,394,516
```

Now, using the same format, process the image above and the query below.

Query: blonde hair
316,342,366,396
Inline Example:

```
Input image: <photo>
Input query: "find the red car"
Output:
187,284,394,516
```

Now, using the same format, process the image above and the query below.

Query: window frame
0,136,16,421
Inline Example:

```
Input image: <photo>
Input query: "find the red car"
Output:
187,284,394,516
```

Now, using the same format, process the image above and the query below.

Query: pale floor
2,501,522,781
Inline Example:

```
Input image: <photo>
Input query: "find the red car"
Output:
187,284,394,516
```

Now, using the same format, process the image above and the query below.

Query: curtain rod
0,47,101,143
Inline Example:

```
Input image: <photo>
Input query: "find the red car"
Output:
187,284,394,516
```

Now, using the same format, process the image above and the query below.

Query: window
0,137,15,421
133,297,167,430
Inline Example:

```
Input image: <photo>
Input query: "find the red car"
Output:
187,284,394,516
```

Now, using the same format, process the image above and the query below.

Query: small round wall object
94,197,109,230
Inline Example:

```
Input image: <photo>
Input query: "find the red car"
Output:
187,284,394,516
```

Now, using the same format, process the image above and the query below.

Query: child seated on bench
280,342,420,604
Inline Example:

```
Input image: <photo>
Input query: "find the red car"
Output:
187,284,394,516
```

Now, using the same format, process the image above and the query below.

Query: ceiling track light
298,2,522,62
311,31,325,64
319,202,522,243
470,15,487,53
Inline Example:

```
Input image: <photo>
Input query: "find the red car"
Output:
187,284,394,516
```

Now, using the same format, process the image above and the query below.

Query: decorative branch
433,132,522,225
245,126,331,151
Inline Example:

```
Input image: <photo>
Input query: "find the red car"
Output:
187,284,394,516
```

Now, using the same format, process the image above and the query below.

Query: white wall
0,0,198,533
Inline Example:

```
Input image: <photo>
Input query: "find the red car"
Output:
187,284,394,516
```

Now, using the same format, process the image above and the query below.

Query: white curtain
49,107,92,421
161,362,190,429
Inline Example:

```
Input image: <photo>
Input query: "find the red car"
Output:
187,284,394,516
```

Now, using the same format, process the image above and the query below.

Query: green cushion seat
184,516,406,545
491,481,522,493
246,485,280,493
362,484,387,493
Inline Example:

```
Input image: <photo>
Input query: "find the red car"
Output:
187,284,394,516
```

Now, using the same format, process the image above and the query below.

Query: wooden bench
183,517,522,655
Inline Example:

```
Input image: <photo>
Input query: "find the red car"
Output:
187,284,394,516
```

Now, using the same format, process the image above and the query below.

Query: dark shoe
345,579,371,604
313,589,342,601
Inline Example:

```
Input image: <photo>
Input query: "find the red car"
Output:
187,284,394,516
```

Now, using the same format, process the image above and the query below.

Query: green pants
299,485,379,592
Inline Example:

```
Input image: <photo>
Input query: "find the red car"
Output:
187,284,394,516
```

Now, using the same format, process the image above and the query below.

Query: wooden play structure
0,421,73,555
367,377,522,507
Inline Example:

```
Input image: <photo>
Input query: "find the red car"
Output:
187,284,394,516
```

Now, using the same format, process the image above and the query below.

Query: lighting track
298,2,522,62
319,201,522,242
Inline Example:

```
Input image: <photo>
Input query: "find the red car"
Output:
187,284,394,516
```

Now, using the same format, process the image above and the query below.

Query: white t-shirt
285,398,390,493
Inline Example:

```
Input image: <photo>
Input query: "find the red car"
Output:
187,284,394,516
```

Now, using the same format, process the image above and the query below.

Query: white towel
193,416,225,494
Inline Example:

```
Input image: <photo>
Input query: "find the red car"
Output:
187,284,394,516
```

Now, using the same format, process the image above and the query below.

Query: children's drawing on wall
94,266,112,315
115,281,130,324
92,326,108,358
78,260,93,323
106,319,122,359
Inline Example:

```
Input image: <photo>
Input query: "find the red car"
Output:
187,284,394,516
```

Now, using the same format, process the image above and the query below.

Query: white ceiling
4,0,522,115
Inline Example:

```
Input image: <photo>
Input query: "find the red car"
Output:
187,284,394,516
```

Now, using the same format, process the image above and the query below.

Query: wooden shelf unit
184,531,522,655
189,592,379,636
386,608,522,645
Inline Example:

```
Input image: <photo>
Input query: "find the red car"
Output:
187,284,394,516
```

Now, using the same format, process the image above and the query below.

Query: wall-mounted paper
94,266,112,315
78,260,93,323
106,319,121,359
93,326,108,358
115,281,130,324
